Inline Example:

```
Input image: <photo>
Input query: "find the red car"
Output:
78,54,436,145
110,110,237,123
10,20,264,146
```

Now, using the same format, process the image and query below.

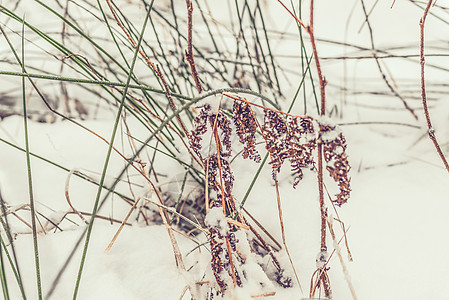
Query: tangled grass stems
7,19,45,300
0,27,28,300
360,0,419,120
0,1,360,298
0,234,10,299
277,0,344,296
73,2,154,298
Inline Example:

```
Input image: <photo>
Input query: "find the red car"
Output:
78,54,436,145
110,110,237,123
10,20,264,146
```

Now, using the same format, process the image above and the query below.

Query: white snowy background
0,0,448,299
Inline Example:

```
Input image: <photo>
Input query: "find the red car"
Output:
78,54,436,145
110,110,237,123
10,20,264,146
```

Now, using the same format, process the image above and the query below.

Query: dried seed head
262,109,289,180
319,122,351,206
233,101,261,163
190,104,211,159
287,117,317,188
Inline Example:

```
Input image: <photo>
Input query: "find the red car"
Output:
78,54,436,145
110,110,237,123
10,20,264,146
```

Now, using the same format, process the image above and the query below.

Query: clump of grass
0,0,366,299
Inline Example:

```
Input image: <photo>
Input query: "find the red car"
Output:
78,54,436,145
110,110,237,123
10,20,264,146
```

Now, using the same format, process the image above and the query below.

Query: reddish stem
420,0,449,173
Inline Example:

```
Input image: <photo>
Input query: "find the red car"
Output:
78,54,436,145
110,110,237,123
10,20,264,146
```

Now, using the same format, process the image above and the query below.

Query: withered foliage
190,104,234,209
206,155,234,209
189,98,351,296
262,109,290,178
262,110,319,188
190,104,244,294
233,101,261,163
287,117,317,188
215,110,233,158
319,123,351,206
190,104,210,158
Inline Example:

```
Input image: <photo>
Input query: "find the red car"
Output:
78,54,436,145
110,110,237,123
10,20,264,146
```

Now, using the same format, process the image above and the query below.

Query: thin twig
308,0,326,116
185,0,203,93
360,0,419,120
290,0,332,296
65,170,89,225
327,218,357,300
105,197,141,252
419,0,449,173
307,2,332,296
276,0,307,30
106,0,190,137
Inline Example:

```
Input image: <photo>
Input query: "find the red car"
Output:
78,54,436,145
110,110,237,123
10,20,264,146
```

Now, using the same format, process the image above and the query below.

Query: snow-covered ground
1,1,449,299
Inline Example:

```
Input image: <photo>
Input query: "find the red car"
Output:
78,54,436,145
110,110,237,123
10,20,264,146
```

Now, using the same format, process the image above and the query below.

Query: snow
1,0,449,299
315,250,329,269
204,206,228,237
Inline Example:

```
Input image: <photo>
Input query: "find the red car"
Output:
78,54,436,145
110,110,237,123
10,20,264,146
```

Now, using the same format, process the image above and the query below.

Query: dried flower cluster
190,104,234,209
262,110,318,188
261,109,351,204
189,98,351,296
233,101,261,163
190,104,243,294
262,109,290,178
206,155,234,209
319,122,351,206
209,227,242,293
190,104,210,159
287,117,317,188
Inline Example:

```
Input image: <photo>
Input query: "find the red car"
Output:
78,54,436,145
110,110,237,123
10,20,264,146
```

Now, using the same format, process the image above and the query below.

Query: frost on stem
428,127,435,138
316,250,329,269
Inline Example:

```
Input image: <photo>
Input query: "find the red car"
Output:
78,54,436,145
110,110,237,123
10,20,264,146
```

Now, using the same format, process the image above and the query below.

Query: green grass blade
237,153,269,216
287,56,313,113
0,204,26,300
21,19,43,300
0,235,10,299
73,2,154,298
0,233,26,299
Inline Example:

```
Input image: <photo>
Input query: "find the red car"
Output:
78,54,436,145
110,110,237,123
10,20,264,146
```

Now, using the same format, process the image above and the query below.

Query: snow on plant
189,95,351,297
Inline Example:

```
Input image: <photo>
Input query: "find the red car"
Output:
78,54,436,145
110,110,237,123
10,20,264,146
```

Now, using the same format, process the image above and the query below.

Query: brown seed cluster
286,117,317,188
190,104,236,209
189,99,352,295
233,101,261,163
190,104,210,159
206,155,234,209
209,227,226,291
319,122,351,206
207,215,243,294
262,109,290,179
262,110,318,188
190,104,243,294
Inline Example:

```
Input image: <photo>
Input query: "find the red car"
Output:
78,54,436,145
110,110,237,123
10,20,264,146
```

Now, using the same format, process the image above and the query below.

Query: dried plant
419,0,449,173
189,96,351,297
0,0,360,298
319,121,351,206
233,101,261,163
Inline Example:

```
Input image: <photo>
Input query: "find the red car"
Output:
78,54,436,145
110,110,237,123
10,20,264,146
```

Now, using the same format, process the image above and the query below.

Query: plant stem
0,234,9,299
73,2,154,298
21,20,43,300
419,0,449,173
308,0,331,297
